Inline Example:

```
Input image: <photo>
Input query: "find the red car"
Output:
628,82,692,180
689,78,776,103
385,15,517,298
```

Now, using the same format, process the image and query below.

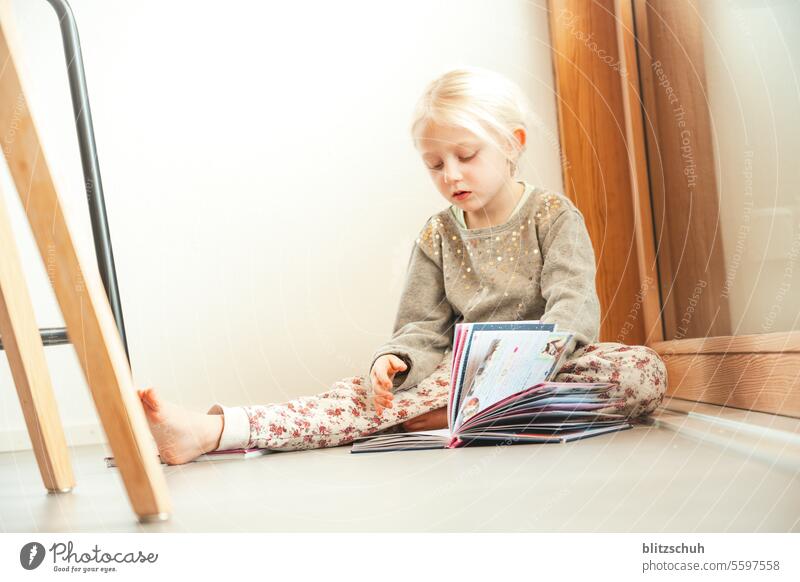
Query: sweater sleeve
368,224,455,393
537,207,601,352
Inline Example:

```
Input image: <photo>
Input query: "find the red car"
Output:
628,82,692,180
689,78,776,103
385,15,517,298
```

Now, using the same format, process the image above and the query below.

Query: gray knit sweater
369,181,601,393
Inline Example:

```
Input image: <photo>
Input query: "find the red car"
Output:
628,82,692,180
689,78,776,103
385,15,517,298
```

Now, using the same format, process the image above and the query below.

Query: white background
2,533,799,581
0,0,564,450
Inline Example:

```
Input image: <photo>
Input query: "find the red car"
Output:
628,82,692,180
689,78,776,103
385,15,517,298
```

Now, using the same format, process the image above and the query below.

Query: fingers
138,388,159,411
370,366,394,411
373,367,393,391
369,383,393,415
387,356,407,373
372,385,394,411
372,382,392,398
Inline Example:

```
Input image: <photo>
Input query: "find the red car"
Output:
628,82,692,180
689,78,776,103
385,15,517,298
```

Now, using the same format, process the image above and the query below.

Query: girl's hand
369,355,408,415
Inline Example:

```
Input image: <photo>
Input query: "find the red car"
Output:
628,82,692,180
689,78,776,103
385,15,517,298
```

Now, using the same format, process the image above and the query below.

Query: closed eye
428,152,478,171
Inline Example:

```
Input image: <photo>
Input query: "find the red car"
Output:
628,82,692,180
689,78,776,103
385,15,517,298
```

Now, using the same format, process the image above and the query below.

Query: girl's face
415,121,524,217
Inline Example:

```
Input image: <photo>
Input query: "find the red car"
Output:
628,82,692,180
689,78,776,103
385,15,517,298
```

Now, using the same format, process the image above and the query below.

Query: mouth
453,190,472,201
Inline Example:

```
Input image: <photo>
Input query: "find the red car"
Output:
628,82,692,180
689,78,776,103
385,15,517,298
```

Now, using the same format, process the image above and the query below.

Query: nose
442,159,463,183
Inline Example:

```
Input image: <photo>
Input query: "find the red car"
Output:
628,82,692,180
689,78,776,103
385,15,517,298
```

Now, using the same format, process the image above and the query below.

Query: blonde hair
410,67,534,175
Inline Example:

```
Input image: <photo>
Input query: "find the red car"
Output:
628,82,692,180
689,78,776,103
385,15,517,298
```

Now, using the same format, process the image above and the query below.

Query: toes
140,388,160,411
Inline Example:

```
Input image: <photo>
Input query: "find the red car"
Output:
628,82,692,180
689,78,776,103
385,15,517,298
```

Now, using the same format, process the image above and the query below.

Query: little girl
138,67,667,464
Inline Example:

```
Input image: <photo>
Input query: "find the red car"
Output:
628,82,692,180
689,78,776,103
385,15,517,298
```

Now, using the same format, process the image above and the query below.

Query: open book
351,321,632,453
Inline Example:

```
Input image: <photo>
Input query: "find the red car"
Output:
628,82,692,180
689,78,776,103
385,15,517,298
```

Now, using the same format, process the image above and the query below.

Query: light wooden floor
1,400,798,532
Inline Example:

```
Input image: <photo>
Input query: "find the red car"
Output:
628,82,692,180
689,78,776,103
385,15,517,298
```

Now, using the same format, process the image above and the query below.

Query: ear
503,127,527,159
513,127,527,148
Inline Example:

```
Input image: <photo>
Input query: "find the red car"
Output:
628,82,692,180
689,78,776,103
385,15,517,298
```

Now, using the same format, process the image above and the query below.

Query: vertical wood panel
634,0,731,340
615,0,664,344
548,0,646,345
552,0,796,418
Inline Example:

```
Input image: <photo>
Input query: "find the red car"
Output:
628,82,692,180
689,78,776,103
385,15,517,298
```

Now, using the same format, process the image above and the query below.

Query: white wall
0,0,563,451
701,0,800,335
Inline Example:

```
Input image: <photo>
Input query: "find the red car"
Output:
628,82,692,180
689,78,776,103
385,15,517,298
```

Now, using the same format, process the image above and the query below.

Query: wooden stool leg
0,191,75,493
0,20,171,521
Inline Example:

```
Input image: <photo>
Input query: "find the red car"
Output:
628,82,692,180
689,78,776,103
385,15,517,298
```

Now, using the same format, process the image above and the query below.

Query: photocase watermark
46,243,57,285
650,60,697,193
19,542,46,570
74,271,85,294
730,0,752,39
522,486,571,528
557,8,628,78
430,435,519,499
663,279,708,361
2,91,26,159
674,109,697,192
19,540,159,574
760,229,800,333
85,177,95,203
617,275,655,343
721,149,754,299
529,114,571,173
673,279,707,341
651,60,679,106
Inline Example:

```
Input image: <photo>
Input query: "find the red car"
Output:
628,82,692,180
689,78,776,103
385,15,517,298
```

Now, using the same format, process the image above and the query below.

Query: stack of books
351,321,631,453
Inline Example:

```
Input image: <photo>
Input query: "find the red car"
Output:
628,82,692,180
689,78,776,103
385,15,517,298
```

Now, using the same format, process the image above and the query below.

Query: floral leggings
236,343,666,451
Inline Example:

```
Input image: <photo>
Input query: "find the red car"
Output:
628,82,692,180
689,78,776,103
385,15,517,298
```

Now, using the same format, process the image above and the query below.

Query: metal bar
0,328,70,350
44,0,130,360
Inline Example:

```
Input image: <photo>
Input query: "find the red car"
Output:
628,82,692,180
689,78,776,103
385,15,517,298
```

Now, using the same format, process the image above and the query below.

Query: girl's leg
211,350,454,451
553,343,667,417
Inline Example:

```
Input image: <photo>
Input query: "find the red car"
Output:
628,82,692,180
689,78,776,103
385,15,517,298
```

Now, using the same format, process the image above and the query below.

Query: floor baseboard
0,423,106,453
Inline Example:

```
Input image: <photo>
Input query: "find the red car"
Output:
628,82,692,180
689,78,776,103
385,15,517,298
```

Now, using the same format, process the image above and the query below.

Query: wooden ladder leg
0,19,171,521
0,189,75,493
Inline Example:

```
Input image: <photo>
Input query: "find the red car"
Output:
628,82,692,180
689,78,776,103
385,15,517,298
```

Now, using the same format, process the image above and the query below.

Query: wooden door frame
547,0,660,348
548,0,800,418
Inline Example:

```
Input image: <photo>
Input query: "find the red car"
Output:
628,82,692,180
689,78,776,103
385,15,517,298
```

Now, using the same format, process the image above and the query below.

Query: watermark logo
20,542,46,570
17,540,158,574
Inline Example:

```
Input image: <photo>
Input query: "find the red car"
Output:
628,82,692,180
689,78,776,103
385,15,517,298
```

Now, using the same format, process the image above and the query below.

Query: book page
449,323,471,427
451,323,555,430
448,323,469,421
519,331,574,388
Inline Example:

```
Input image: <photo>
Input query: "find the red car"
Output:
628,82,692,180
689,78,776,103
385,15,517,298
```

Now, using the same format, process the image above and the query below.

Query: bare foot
137,388,223,465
